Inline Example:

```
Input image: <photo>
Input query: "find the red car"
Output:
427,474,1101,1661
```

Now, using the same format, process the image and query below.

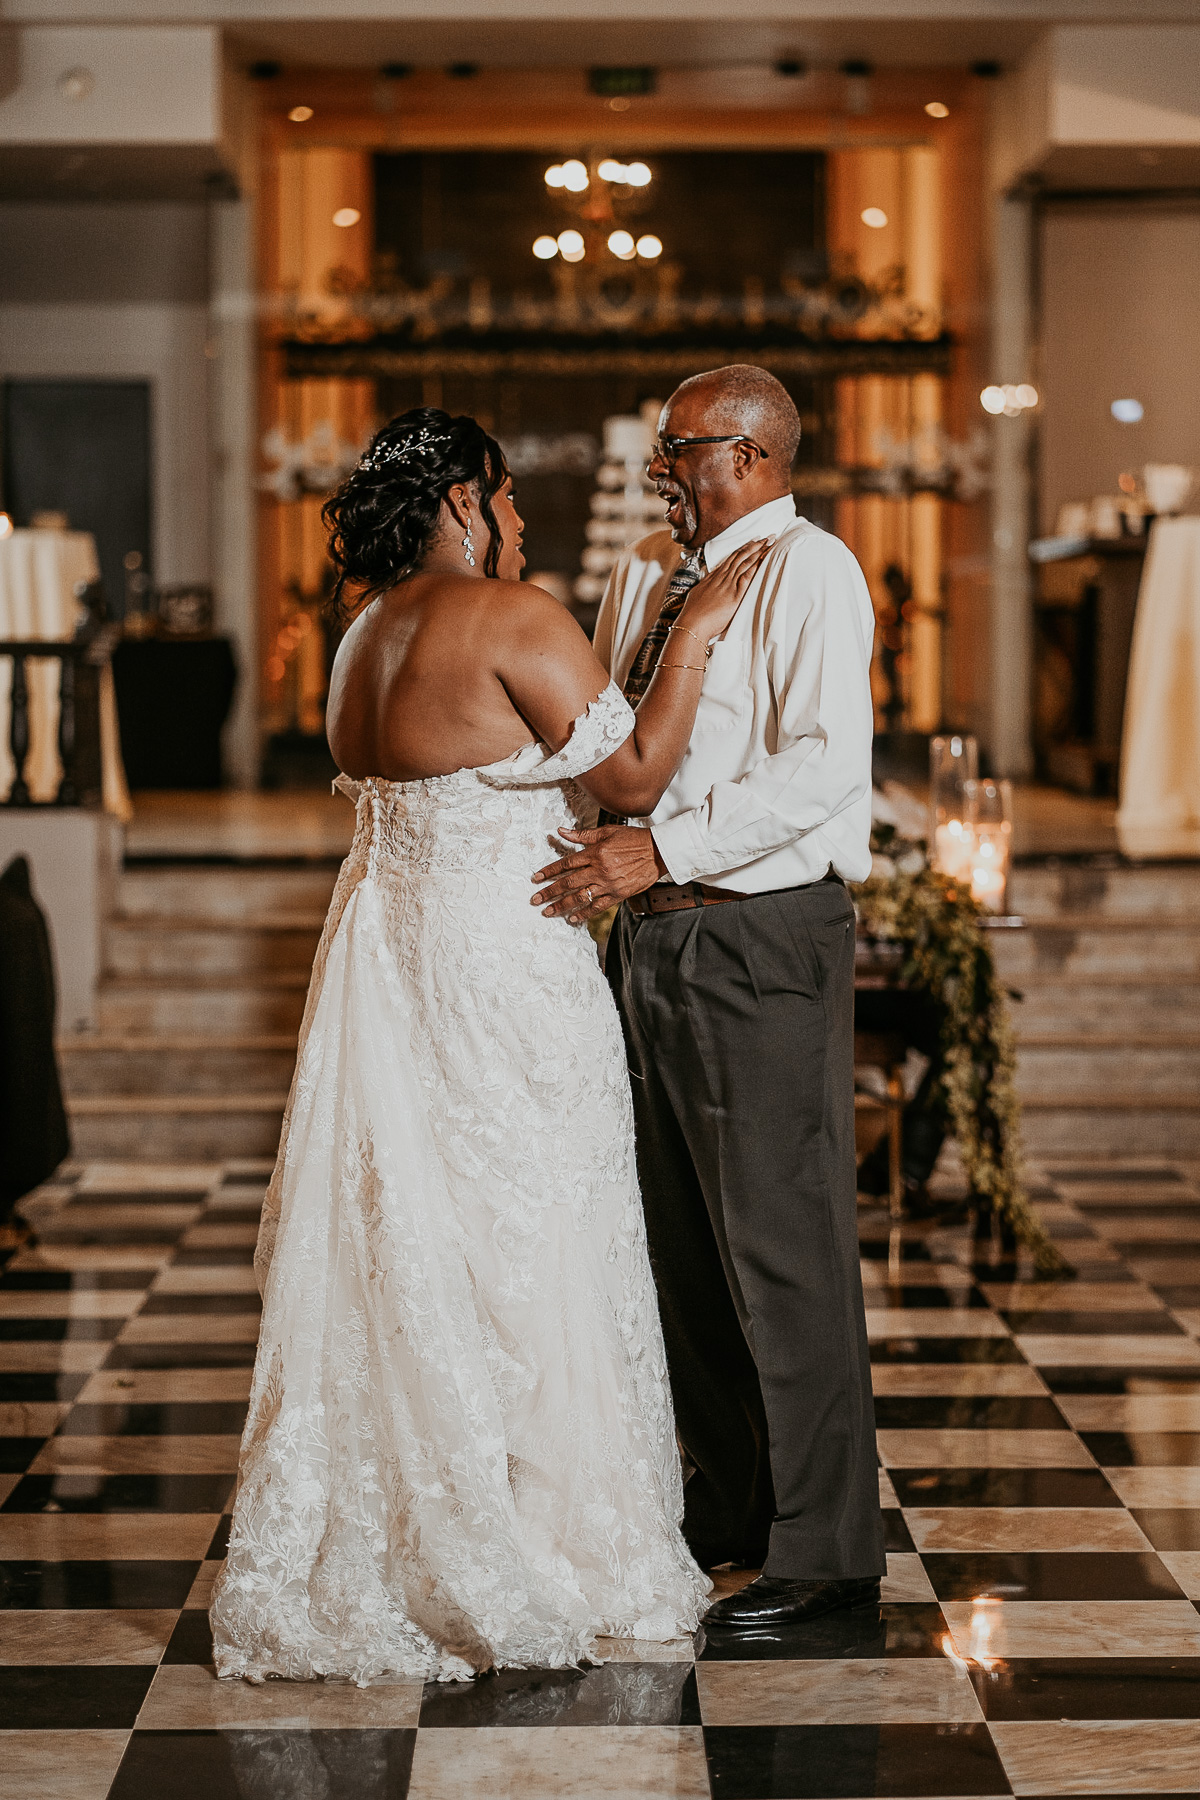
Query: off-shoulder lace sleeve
486,680,634,787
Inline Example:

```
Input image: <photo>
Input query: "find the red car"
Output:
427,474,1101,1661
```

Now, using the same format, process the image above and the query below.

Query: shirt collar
700,494,799,571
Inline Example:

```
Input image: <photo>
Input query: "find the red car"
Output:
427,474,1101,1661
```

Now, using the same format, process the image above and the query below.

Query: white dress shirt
592,494,876,892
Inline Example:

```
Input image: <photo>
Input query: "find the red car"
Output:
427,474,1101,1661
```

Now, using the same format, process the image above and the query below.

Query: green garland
853,862,1068,1277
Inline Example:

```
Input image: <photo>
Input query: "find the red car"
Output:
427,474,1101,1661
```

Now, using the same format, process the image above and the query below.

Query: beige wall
1037,200,1200,535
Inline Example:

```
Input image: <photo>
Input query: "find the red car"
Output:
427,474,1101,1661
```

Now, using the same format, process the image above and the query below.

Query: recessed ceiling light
1111,398,1145,423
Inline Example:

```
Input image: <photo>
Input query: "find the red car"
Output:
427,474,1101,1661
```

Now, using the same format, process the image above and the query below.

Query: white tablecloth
1117,516,1200,858
0,529,131,818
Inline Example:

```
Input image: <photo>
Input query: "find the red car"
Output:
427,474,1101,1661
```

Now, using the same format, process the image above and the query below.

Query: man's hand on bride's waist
531,826,666,925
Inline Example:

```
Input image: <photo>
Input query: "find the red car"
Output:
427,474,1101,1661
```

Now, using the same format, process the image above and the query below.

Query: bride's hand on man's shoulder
680,537,774,640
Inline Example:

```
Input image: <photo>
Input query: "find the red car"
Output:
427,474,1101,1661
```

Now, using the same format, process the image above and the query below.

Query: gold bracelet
657,660,706,673
668,624,714,660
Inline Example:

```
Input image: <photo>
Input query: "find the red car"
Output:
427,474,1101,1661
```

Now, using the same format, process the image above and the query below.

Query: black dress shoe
704,1575,881,1629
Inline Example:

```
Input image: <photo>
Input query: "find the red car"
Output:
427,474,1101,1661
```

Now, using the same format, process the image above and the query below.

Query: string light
924,101,949,118
861,207,889,229
981,384,1038,417
332,207,361,228
557,228,586,262
288,105,313,122
532,234,559,260
608,230,636,259
635,234,662,259
0,513,12,539
546,159,588,192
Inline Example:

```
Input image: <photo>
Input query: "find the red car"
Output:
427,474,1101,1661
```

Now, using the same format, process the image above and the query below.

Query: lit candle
934,818,975,880
969,822,1010,912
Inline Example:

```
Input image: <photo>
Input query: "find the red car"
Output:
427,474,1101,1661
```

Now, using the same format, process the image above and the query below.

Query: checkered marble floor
4,1160,1200,1799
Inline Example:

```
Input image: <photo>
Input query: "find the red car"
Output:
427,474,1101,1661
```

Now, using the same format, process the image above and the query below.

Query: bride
210,407,769,1684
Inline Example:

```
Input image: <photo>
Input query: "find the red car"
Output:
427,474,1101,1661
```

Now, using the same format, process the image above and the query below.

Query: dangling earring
462,521,476,568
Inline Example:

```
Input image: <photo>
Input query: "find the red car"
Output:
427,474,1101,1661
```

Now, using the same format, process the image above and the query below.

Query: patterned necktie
619,552,705,705
599,551,704,827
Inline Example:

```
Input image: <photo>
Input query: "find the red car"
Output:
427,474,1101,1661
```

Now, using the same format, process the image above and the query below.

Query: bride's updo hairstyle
323,406,508,620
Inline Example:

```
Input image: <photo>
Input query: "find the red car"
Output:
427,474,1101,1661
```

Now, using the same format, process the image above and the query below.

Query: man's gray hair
670,364,802,466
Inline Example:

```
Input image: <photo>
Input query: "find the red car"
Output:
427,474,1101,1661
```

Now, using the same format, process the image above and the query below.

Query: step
96,976,310,1035
990,918,1200,979
119,862,339,922
67,1094,287,1161
59,1037,298,1097
103,918,322,980
1015,1039,1200,1094
1019,1095,1200,1158
1010,861,1200,922
1008,977,1200,1034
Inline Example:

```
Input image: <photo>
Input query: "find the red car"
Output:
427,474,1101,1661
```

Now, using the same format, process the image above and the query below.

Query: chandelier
531,156,663,267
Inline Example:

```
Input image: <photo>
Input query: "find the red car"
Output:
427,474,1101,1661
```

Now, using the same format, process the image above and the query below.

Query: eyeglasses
648,433,770,467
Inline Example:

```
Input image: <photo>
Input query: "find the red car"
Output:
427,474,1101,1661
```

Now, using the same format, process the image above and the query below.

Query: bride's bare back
327,572,552,782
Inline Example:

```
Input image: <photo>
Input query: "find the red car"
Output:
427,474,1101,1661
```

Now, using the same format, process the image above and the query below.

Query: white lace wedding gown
210,683,708,1684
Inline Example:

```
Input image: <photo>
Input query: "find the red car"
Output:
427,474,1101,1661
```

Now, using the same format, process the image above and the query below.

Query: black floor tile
1132,1509,1200,1551
0,1559,199,1608
138,1293,260,1315
888,1467,1122,1507
419,1662,699,1727
68,1191,210,1206
0,1269,153,1291
0,1318,123,1341
162,1608,214,1665
873,1397,1066,1430
698,1603,947,1661
0,1372,89,1403
1152,1288,1200,1308
922,1551,1184,1602
3,1663,154,1728
109,1730,415,1800
58,1402,248,1436
883,1510,917,1552
859,1242,934,1263
170,1249,255,1267
703,1722,1011,1797
970,1657,1200,1720
1042,1368,1200,1394
41,1225,185,1247
2,1473,236,1513
869,1338,1024,1365
1107,1240,1200,1260
1001,1310,1183,1335
0,1436,46,1473
864,1287,992,1310
1084,1432,1200,1467
102,1344,257,1370
207,1514,231,1557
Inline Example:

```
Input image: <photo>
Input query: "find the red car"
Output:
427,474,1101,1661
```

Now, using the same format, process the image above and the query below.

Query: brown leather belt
625,880,750,916
625,868,842,917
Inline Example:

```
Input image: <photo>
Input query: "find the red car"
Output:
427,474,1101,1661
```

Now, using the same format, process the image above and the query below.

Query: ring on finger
582,887,593,906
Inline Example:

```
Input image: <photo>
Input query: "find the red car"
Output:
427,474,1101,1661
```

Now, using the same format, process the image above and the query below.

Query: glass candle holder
962,778,1012,913
929,734,979,880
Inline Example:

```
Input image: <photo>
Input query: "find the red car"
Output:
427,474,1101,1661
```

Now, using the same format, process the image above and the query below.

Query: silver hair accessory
463,522,476,568
358,427,453,473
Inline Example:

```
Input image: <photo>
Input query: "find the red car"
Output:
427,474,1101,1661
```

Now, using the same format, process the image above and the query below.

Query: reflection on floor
5,1159,1200,1798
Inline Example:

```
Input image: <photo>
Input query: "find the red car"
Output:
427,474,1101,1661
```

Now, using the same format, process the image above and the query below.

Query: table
0,529,130,818
1117,516,1200,858
112,638,237,790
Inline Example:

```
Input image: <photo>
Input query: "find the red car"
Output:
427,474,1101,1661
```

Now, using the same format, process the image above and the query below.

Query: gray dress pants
608,875,885,1580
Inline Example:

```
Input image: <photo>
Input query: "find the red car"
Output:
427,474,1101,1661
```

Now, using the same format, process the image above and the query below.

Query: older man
533,364,883,1627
